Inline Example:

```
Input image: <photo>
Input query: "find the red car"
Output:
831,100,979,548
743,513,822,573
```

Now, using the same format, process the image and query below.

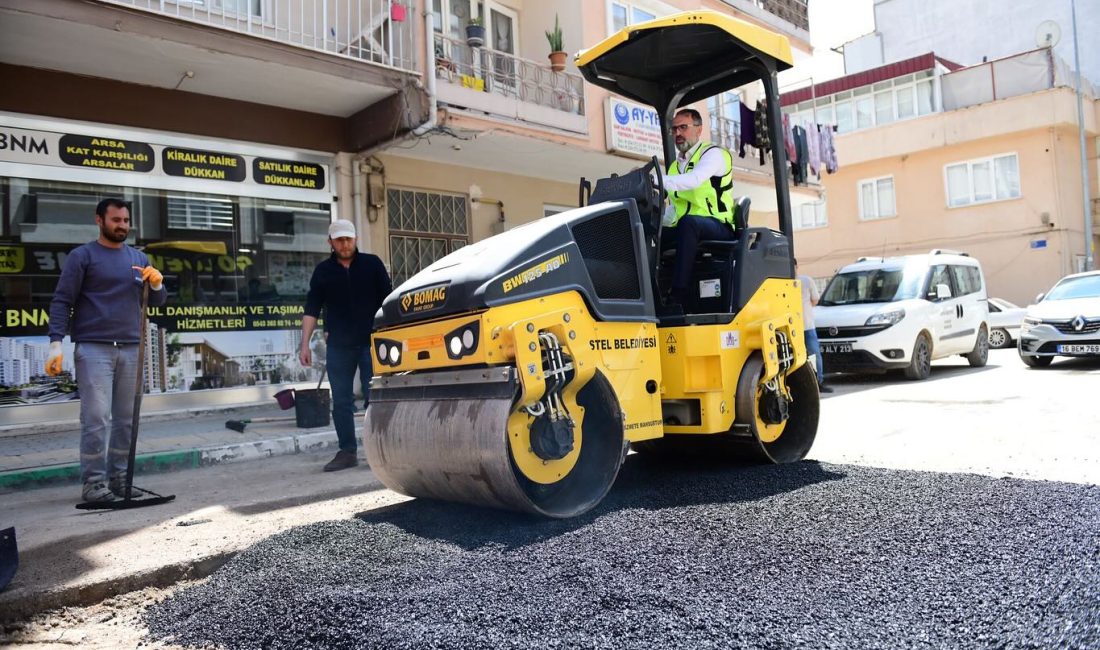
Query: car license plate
823,342,853,353
1057,344,1100,354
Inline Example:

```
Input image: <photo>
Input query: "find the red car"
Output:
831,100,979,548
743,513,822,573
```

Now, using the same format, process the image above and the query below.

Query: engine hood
375,200,655,329
1027,297,1100,320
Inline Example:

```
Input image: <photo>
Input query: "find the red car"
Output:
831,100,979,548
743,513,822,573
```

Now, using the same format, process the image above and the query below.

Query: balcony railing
100,0,418,71
434,34,585,116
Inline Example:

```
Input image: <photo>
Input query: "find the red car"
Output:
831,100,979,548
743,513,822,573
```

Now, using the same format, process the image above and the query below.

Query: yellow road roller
365,11,819,517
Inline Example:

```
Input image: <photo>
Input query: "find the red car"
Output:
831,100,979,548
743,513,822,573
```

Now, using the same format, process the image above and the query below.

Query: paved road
4,348,1099,647
811,348,1100,485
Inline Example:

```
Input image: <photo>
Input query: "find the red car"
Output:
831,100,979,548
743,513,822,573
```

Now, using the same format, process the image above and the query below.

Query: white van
814,250,990,380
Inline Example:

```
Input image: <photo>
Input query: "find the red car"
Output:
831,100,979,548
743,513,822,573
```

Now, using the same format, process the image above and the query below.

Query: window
944,153,1021,208
387,188,469,286
950,265,982,296
708,91,742,152
609,1,658,33
808,73,939,133
858,176,896,220
796,201,828,230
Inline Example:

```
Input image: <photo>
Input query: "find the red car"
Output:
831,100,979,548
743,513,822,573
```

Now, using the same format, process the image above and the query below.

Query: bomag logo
502,253,569,293
400,285,447,313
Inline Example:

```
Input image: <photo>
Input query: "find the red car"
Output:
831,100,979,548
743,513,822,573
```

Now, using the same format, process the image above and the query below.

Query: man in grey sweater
46,198,168,503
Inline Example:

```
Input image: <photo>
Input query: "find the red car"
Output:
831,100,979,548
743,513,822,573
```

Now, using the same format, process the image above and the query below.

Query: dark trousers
326,342,373,453
662,215,736,298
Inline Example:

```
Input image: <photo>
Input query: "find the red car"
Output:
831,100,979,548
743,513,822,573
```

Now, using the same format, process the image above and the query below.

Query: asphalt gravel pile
145,459,1100,649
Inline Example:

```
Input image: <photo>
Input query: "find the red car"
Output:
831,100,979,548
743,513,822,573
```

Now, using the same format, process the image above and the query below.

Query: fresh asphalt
145,456,1100,649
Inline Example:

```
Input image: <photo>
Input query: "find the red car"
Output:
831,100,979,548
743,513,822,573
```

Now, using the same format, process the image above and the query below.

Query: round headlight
462,329,475,349
378,343,388,361
449,336,463,356
388,345,400,364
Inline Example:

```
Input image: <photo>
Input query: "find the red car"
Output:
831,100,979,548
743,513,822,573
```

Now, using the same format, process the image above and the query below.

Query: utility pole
1071,0,1094,270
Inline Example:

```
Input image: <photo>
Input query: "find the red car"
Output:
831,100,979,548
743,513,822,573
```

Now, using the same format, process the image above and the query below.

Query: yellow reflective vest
667,142,735,228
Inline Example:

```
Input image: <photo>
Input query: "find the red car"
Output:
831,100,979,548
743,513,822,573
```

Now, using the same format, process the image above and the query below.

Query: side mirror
1035,292,1045,303
936,283,952,300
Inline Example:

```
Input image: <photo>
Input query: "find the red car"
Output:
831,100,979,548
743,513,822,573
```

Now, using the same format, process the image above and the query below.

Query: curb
0,430,351,491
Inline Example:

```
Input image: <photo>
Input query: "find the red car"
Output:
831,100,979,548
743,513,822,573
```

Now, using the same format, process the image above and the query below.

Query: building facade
783,33,1098,306
0,0,813,419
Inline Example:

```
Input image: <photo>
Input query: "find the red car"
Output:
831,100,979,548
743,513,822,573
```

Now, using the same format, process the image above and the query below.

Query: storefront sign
163,146,246,182
253,158,325,189
0,125,327,191
58,134,155,172
0,301,310,337
605,97,663,160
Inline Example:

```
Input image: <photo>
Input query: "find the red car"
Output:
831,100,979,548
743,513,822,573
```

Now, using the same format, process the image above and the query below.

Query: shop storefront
0,112,335,416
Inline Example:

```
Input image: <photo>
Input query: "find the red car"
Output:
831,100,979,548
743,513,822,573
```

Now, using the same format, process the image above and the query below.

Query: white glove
661,204,677,227
46,341,63,376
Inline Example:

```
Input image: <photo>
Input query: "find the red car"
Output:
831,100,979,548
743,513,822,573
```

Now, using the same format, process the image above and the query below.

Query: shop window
387,187,469,286
166,195,234,232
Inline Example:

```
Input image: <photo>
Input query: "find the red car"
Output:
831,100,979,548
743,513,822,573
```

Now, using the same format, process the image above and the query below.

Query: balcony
100,0,418,71
433,33,586,134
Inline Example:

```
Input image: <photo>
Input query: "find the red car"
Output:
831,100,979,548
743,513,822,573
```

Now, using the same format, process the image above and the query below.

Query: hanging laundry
782,113,796,162
791,125,809,185
754,100,771,165
804,119,820,178
821,125,838,174
738,101,756,158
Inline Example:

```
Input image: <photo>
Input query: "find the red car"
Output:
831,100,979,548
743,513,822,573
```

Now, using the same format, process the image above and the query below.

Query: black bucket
294,388,331,428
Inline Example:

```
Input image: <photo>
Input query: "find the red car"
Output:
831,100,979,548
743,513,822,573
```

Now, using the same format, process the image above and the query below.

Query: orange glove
140,265,163,290
46,341,63,376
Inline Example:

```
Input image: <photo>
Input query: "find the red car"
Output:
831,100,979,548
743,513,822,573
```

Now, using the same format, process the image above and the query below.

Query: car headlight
1020,317,1041,335
445,321,480,360
866,309,905,327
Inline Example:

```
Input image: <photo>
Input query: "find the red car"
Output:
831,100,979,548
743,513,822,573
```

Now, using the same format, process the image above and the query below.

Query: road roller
365,11,819,517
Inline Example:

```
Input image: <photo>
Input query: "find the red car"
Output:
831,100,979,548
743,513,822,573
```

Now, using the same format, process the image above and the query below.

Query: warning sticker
720,330,740,349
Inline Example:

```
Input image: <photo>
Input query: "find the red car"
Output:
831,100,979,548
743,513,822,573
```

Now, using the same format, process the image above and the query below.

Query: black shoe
323,450,359,472
819,384,834,394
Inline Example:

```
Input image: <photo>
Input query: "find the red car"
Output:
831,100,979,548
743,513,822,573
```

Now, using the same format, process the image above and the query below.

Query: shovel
76,281,176,511
0,527,16,592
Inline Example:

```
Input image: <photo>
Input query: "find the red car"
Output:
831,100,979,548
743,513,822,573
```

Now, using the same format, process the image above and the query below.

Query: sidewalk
0,451,406,622
0,401,364,492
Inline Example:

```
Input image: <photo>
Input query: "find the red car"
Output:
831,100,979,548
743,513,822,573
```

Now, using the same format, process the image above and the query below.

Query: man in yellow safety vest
661,108,736,307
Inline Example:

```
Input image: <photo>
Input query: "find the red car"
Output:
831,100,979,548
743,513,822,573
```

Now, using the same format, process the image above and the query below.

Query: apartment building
367,0,815,286
782,12,1099,306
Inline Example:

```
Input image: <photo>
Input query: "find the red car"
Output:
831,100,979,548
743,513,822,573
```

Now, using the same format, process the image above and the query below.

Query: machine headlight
866,309,905,327
445,321,480,360
374,338,402,367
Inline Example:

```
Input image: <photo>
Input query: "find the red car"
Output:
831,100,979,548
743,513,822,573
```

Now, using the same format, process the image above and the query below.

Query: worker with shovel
299,219,391,472
46,198,168,504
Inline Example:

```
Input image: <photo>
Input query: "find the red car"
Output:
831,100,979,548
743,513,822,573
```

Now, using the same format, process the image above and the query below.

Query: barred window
387,188,469,286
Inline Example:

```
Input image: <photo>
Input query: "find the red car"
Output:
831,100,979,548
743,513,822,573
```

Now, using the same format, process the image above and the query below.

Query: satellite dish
1036,20,1061,48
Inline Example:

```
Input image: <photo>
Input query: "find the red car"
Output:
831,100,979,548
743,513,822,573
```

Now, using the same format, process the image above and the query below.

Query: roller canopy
575,11,793,110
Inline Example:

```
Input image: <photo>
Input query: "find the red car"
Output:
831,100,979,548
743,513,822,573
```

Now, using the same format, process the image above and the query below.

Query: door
925,264,962,354
950,264,985,352
483,2,518,95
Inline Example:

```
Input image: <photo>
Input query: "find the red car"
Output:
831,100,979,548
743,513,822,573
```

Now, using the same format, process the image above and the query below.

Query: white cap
328,219,356,239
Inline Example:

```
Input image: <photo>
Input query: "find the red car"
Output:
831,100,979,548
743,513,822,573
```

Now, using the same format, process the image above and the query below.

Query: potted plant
465,16,485,48
546,14,566,72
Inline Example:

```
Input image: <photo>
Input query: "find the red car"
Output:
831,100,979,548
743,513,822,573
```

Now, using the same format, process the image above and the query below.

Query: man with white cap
299,219,391,471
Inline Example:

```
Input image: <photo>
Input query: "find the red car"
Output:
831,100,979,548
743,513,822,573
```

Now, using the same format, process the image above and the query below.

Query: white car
987,297,1026,349
815,250,990,380
1017,270,1100,367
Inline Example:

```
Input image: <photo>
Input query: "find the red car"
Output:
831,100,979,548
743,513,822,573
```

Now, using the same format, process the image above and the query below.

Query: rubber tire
1019,351,1053,368
903,333,933,380
966,325,989,367
988,327,1011,349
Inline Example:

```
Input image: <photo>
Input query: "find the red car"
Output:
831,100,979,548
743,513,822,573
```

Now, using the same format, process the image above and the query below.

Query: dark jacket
303,251,392,347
